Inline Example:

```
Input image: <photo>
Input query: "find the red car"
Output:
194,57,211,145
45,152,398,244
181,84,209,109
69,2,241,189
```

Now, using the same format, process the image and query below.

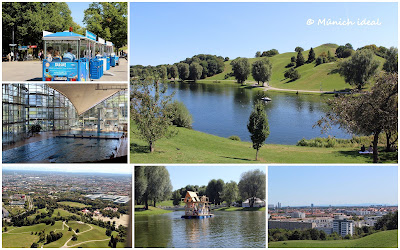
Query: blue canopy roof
43,31,88,41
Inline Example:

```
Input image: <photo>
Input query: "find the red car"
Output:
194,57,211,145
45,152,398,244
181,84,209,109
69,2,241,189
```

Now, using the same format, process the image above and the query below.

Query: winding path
61,221,106,248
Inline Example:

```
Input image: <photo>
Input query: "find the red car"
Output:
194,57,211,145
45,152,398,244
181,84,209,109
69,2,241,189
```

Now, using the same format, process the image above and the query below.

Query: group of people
360,144,373,153
6,51,18,62
45,47,76,62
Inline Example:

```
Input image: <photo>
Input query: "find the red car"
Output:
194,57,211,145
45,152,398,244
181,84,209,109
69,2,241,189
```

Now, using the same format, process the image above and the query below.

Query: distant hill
207,44,386,92
269,229,398,248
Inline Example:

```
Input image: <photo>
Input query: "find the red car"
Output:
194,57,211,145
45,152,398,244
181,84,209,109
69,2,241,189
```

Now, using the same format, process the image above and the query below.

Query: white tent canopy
47,84,126,115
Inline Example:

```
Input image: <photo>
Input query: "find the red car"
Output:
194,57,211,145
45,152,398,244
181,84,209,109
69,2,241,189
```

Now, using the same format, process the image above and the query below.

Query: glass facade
2,84,128,146
79,90,128,132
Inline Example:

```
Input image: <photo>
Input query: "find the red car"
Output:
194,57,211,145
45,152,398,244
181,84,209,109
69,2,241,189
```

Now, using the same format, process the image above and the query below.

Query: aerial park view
2,2,128,81
134,165,266,248
2,166,132,248
130,2,398,164
268,165,398,248
2,83,128,163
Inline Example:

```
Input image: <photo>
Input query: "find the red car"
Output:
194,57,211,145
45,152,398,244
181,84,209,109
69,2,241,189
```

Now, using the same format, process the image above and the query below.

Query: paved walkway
2,59,128,81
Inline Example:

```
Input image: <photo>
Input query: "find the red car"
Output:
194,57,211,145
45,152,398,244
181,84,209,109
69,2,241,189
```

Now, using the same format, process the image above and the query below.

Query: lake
135,210,266,248
166,82,352,145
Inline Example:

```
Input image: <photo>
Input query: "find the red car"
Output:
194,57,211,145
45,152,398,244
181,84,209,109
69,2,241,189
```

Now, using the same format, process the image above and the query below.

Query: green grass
57,201,90,208
2,221,65,248
131,126,397,164
51,208,76,218
215,207,266,211
207,44,386,92
134,205,172,216
3,220,125,248
269,230,398,248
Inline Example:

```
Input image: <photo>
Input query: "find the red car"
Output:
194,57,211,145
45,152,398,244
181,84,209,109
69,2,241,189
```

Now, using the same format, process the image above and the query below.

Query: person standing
10,51,14,61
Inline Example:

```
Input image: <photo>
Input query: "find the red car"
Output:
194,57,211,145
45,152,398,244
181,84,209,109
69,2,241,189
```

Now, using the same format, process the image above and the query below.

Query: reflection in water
166,82,352,145
135,211,266,248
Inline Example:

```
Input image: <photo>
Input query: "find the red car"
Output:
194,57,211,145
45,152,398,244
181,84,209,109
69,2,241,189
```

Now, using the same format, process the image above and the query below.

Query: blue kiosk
42,30,103,81
106,41,119,67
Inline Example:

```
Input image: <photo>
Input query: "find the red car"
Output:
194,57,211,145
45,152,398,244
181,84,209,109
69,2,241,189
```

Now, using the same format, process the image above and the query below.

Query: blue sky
166,165,266,190
130,2,398,66
268,165,398,207
67,2,91,28
3,166,131,175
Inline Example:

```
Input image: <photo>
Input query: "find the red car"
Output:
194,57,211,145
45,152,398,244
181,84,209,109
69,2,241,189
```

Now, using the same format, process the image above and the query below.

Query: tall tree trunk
144,196,149,210
255,148,259,161
149,141,154,153
386,131,392,152
153,199,156,208
372,131,381,163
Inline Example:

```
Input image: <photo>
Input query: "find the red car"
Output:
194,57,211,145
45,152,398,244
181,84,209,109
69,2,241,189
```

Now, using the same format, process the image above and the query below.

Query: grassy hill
57,201,91,208
207,44,386,91
269,230,398,248
131,126,396,164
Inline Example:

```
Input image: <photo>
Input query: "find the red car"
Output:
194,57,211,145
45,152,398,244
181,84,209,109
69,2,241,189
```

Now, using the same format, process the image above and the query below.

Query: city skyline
269,166,398,206
130,2,397,66
3,166,132,175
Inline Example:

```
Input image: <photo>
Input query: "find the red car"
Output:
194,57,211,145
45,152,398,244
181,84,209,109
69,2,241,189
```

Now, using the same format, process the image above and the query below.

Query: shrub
316,56,324,66
285,62,295,68
166,101,193,128
284,68,300,81
228,135,241,141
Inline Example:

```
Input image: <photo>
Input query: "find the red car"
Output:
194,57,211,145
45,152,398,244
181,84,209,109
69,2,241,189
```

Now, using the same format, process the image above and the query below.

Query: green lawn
3,220,125,248
215,207,266,211
57,201,90,208
134,205,172,216
52,208,76,217
269,230,398,248
207,44,385,92
131,126,396,164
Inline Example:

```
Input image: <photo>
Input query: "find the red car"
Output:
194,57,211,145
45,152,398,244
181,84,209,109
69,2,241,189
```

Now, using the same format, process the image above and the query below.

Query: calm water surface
166,82,352,145
135,210,266,248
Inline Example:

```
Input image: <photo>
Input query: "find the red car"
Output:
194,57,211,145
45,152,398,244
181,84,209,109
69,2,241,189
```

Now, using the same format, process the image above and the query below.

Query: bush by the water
166,101,193,129
228,135,241,141
296,136,381,148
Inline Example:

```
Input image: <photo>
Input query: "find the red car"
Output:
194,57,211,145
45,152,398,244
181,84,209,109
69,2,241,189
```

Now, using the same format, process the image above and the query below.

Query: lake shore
130,126,396,164
134,205,172,216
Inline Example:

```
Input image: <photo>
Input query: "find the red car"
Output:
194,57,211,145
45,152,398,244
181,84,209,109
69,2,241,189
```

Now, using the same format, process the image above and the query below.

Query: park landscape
2,167,131,248
130,2,398,164
135,166,266,248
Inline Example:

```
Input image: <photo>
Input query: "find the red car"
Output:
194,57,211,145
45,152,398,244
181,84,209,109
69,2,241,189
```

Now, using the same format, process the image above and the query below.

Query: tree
169,65,179,80
317,72,398,163
166,100,193,128
295,47,304,53
345,43,353,50
383,47,398,73
206,179,225,205
83,3,127,51
336,45,353,58
177,63,189,81
106,229,112,236
320,230,327,240
247,101,270,160
71,234,77,241
284,68,300,81
338,49,380,89
296,51,305,67
2,3,82,54
221,181,239,206
31,242,38,248
146,166,172,208
224,57,230,61
251,59,272,86
189,62,203,82
157,66,167,80
230,58,251,84
172,190,181,206
307,47,316,63
291,56,296,63
255,51,261,58
131,78,175,152
238,169,266,206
